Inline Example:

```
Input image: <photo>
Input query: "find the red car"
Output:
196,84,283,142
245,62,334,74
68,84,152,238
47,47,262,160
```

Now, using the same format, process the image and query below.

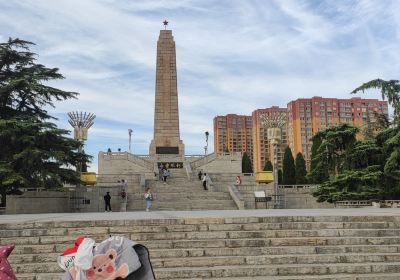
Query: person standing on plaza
198,170,202,180
104,192,112,212
202,173,208,190
144,187,153,212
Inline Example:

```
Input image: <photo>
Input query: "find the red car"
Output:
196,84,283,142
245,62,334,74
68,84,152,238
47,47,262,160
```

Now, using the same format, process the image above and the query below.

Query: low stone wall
237,183,275,209
280,186,334,209
69,186,130,213
6,192,69,214
236,184,334,209
6,187,131,214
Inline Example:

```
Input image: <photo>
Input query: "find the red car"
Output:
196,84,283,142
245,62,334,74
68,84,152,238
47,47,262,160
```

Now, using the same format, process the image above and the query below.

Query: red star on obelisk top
163,20,168,30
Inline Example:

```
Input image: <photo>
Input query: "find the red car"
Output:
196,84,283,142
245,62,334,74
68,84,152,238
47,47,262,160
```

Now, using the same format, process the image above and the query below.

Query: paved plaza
1,208,400,224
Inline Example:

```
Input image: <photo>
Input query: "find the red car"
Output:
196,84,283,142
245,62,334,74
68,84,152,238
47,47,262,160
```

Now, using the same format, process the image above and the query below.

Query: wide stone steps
153,262,400,279
128,192,232,200
4,228,400,245
10,243,400,265
212,274,400,280
152,253,400,267
127,201,237,211
9,244,400,263
128,178,236,210
140,237,400,249
2,221,400,238
149,184,208,191
138,172,236,210
154,206,237,211
5,214,400,278
11,254,400,274
2,220,397,233
10,248,400,265
15,272,400,280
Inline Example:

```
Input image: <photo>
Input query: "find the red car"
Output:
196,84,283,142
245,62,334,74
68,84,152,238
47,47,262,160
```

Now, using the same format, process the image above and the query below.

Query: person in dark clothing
198,170,203,180
104,192,112,212
202,173,208,190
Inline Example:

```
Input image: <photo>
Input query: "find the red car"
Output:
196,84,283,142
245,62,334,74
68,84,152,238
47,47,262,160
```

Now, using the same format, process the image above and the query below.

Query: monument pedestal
149,140,185,157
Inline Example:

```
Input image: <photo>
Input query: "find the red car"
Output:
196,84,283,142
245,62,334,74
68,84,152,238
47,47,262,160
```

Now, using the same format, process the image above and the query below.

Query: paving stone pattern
4,214,400,279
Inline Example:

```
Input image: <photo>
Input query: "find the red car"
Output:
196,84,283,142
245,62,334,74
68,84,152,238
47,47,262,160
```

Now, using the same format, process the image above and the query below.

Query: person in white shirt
144,188,153,212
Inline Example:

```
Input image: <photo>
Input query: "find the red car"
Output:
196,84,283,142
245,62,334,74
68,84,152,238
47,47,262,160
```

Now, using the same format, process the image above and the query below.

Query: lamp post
128,129,133,153
204,131,209,155
68,111,95,173
260,112,285,208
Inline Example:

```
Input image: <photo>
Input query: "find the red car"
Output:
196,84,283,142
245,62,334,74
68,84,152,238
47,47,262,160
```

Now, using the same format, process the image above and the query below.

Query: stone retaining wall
6,192,69,214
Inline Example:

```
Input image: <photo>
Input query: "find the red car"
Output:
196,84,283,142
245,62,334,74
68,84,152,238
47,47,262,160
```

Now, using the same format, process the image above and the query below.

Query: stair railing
228,184,245,210
184,162,192,181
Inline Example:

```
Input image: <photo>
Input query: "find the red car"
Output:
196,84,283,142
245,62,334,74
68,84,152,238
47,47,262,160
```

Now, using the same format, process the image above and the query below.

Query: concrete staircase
127,169,237,211
4,213,400,279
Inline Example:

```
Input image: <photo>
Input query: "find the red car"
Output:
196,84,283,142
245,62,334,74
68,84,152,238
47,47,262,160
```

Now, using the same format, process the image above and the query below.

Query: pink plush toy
0,245,17,280
86,249,129,280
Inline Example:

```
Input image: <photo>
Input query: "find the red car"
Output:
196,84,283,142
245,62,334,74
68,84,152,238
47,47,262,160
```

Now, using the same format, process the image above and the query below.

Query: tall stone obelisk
150,24,185,156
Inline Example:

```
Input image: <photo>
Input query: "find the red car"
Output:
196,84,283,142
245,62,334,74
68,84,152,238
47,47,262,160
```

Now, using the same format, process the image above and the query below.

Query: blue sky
1,0,399,171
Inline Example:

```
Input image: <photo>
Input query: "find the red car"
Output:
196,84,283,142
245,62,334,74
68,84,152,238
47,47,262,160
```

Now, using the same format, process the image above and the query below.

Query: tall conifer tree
263,160,273,171
0,38,90,192
295,152,307,184
242,152,253,173
282,146,296,184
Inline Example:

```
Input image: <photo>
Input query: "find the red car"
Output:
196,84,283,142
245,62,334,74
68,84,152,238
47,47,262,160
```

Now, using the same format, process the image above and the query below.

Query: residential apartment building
213,114,253,162
252,107,287,173
287,97,389,168
213,108,287,173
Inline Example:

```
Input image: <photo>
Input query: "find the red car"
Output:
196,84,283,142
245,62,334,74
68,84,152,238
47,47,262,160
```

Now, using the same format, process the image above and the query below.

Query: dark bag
121,244,156,280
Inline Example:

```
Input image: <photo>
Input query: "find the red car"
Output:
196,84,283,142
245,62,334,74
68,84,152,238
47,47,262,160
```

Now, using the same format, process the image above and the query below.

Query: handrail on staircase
184,162,192,181
228,184,245,210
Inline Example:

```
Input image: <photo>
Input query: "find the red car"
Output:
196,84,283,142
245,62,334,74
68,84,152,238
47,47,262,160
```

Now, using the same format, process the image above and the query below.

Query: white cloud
1,0,399,173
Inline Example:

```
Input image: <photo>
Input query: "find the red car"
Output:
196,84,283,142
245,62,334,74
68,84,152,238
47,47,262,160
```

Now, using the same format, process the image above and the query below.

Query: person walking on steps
158,164,164,181
162,168,168,185
104,192,112,212
202,173,208,190
144,188,153,212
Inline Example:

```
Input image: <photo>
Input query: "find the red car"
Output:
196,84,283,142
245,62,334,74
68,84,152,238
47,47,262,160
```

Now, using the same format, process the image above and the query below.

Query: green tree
352,79,400,122
0,38,90,192
352,79,400,175
295,152,307,184
362,110,375,140
373,111,391,131
344,140,383,170
310,134,322,172
242,152,253,173
263,160,273,171
278,169,283,184
308,124,358,181
282,146,296,185
308,133,329,183
313,166,383,203
312,78,400,203
313,138,385,202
